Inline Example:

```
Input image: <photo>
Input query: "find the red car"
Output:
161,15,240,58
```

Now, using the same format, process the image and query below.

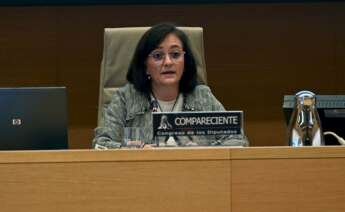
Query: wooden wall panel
0,7,58,86
0,3,344,148
336,15,345,92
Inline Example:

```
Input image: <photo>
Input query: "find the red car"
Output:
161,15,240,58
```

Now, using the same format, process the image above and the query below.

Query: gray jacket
93,83,248,148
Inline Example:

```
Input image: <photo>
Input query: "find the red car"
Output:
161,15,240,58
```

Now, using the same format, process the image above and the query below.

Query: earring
147,74,151,80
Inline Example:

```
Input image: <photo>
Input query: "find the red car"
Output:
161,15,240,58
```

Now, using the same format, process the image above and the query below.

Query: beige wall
1,3,344,148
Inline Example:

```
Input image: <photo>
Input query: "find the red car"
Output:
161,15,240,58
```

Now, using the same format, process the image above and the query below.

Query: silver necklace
152,93,180,112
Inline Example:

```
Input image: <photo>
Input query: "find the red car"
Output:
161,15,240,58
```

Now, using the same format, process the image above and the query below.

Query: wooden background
0,2,344,148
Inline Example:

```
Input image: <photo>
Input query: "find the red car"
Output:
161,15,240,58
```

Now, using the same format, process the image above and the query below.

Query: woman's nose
163,54,173,66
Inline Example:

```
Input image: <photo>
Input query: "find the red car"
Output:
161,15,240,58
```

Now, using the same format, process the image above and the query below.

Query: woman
93,23,248,148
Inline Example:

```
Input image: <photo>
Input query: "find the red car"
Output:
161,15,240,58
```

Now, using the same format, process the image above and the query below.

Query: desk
0,147,344,212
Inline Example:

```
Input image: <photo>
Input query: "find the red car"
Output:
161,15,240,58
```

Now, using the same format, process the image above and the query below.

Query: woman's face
146,33,185,90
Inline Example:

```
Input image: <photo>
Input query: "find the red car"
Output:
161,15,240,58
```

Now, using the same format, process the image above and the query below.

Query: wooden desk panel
0,148,231,212
232,158,345,212
231,147,345,212
0,147,344,212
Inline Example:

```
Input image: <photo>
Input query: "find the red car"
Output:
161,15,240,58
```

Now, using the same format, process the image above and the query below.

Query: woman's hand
143,144,155,149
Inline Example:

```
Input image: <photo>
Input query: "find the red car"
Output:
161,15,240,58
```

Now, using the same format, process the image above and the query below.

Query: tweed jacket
93,83,248,148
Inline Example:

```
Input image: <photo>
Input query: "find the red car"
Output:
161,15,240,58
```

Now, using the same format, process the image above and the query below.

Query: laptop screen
0,87,68,150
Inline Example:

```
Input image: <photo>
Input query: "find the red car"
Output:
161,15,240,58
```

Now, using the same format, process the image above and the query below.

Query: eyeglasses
148,49,185,63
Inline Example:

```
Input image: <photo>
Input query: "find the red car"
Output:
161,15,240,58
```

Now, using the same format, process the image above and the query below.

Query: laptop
0,87,68,150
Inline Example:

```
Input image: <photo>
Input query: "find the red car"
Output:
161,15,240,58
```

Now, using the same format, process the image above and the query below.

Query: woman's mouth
161,70,176,75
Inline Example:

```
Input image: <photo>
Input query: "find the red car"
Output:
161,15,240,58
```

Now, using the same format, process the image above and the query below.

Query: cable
324,131,345,145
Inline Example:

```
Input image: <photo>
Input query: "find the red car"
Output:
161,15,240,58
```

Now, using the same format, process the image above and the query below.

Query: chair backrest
98,26,207,126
